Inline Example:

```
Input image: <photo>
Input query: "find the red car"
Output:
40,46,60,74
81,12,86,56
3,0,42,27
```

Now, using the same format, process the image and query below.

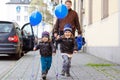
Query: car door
21,23,35,52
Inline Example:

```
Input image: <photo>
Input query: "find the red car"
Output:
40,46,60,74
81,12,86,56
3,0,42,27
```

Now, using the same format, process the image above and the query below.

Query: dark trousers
40,56,52,74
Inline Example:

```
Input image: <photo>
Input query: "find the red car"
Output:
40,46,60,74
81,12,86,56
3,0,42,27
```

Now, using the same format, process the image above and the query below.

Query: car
0,21,35,59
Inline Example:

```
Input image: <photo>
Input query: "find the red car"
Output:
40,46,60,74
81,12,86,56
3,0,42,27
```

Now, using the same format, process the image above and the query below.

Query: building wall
6,4,30,28
82,0,120,64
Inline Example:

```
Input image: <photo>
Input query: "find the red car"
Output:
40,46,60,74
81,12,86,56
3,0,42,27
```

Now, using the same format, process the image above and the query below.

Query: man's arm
53,19,59,34
75,12,82,35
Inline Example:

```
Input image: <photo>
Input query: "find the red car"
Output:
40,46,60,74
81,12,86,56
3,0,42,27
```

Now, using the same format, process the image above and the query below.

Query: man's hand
78,34,81,37
73,50,78,53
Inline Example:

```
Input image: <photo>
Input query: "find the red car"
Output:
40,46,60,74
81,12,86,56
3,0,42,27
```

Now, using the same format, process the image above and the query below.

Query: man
52,0,82,37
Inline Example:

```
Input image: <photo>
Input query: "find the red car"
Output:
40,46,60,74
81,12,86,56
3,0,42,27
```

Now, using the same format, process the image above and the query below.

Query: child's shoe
61,70,65,76
42,74,46,80
66,72,71,77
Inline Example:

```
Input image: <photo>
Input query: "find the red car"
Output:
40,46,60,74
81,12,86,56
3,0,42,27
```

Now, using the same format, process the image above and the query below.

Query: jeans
40,56,52,74
62,55,71,73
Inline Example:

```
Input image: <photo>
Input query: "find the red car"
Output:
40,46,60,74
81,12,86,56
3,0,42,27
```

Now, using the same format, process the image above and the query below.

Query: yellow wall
92,0,101,23
83,0,119,47
109,0,119,15
85,13,119,46
84,0,89,25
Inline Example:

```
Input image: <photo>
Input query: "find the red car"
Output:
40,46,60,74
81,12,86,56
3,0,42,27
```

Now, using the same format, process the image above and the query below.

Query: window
0,23,13,33
24,16,28,22
22,24,32,36
16,16,20,21
88,0,92,25
101,0,109,19
24,6,28,12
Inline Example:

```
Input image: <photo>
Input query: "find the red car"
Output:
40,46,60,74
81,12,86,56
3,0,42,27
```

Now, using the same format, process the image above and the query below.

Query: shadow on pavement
0,54,18,60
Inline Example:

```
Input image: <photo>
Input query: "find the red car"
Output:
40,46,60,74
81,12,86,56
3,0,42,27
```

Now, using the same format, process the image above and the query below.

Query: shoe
66,72,71,77
61,70,65,76
42,74,46,80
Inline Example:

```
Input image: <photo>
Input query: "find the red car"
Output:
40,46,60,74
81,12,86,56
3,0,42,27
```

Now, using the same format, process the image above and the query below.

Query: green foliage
86,63,113,67
29,0,54,25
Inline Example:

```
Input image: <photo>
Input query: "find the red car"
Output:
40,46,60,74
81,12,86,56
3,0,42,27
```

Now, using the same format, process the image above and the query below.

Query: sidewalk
2,50,120,80
37,50,120,80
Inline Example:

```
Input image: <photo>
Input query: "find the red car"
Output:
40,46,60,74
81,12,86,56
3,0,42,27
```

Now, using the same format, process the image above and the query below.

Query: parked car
0,21,35,59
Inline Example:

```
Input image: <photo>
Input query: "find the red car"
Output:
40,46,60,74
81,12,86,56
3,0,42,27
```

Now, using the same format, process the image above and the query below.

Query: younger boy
33,31,56,80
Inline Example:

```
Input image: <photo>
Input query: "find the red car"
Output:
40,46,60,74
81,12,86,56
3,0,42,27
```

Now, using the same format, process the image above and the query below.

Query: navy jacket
58,37,78,54
35,41,56,57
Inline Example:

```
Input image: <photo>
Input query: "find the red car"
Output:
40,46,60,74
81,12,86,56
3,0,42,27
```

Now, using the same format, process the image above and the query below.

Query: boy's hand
56,35,60,40
54,33,58,37
33,48,36,51
73,50,78,53
52,53,56,56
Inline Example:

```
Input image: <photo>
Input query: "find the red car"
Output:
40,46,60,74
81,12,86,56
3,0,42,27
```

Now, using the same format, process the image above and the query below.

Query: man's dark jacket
53,9,82,36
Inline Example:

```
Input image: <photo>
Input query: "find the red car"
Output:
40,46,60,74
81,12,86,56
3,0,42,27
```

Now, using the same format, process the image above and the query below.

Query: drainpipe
119,0,120,46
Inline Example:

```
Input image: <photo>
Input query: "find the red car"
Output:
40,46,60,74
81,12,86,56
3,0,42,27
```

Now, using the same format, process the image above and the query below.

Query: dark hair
65,0,72,4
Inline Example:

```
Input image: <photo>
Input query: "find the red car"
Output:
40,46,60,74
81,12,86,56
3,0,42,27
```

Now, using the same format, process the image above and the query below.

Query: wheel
15,52,21,60
15,47,22,60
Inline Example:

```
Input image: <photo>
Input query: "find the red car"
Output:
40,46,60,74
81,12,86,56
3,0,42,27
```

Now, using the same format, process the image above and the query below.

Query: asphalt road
0,54,17,79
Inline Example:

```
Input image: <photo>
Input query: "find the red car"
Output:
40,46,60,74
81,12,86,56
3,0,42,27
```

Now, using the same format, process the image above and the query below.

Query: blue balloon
29,11,42,26
54,4,68,19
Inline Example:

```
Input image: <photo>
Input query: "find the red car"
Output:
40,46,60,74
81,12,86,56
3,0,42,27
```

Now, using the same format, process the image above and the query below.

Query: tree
29,0,54,25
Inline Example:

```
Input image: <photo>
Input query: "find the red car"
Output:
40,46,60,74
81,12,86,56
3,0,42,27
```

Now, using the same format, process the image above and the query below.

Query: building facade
73,0,120,64
6,0,31,28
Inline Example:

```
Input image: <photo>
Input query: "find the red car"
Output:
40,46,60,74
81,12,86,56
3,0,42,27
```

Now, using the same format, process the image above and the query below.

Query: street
1,50,120,80
0,54,17,79
0,51,40,80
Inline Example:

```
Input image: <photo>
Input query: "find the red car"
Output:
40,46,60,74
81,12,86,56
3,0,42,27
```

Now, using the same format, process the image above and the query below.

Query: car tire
15,47,22,60
15,53,21,60
21,46,24,57
21,51,24,56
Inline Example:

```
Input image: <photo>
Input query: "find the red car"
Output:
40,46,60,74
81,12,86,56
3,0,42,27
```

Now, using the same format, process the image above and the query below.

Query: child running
33,31,56,80
56,24,78,77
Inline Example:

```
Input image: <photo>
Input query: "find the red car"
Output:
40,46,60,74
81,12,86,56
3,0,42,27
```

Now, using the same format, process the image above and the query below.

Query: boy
56,24,78,77
33,31,56,80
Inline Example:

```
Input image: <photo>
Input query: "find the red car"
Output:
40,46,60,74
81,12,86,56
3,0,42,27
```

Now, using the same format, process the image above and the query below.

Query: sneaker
66,73,71,77
42,74,46,80
61,70,65,76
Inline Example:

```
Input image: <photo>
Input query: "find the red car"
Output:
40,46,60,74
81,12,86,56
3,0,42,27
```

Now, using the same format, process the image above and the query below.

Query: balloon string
61,0,62,4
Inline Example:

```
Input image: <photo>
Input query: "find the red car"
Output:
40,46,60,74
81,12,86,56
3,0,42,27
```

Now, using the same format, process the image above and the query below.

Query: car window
16,27,22,38
0,23,13,33
22,24,32,36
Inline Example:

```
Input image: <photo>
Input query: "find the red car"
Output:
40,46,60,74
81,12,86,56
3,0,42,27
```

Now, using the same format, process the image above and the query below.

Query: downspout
119,0,120,46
